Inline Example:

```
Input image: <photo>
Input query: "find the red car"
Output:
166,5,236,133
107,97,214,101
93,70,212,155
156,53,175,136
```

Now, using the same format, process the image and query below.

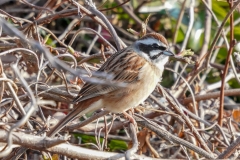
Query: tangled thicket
0,0,240,159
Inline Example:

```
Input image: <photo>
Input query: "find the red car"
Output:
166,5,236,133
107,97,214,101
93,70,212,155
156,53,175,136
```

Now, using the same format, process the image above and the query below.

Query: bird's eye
152,44,167,51
152,43,159,49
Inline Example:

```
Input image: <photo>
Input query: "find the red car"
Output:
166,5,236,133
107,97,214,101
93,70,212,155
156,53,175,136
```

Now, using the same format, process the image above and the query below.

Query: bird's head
134,33,174,70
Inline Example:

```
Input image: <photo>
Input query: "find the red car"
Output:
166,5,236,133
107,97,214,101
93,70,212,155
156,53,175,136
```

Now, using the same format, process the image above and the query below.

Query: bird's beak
163,50,174,56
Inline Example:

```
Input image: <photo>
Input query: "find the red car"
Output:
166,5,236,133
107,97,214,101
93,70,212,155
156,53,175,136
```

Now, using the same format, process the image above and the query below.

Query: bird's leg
123,110,138,131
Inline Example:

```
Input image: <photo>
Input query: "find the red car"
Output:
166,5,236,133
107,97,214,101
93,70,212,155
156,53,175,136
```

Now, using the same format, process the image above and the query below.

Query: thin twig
100,0,130,11
217,136,240,159
125,123,138,160
218,0,235,127
134,114,216,159
19,0,54,14
172,0,187,44
158,86,213,154
199,0,212,59
181,0,194,51
204,0,240,66
84,0,125,50
68,27,116,52
115,0,154,33
173,0,194,90
86,25,102,55
182,88,240,104
177,0,240,97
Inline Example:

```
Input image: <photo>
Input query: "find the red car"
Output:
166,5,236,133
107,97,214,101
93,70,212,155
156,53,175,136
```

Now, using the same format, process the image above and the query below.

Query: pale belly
103,64,161,113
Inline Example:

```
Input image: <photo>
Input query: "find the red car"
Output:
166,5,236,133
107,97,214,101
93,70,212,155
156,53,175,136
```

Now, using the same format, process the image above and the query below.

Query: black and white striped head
134,33,173,70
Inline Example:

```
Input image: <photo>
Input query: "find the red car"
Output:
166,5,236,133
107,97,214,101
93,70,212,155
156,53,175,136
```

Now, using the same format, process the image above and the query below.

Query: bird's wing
73,48,147,102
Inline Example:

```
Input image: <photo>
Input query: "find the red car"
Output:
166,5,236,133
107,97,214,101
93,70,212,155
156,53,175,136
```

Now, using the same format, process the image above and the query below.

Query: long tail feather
47,97,101,137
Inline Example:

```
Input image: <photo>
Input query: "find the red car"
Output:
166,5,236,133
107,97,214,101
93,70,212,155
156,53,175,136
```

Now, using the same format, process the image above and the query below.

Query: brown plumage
140,33,168,46
47,33,173,137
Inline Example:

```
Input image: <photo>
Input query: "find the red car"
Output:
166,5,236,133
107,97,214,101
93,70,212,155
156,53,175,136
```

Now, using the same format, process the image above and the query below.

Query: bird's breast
103,63,162,113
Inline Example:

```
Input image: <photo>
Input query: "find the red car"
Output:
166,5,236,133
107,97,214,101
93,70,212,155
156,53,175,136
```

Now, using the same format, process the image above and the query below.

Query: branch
0,130,158,159
182,89,240,104
219,0,235,126
134,115,216,159
218,136,240,159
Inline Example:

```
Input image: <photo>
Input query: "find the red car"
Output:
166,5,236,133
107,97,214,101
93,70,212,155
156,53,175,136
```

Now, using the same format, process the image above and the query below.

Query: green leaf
212,2,228,20
45,37,56,47
74,133,128,151
108,139,128,151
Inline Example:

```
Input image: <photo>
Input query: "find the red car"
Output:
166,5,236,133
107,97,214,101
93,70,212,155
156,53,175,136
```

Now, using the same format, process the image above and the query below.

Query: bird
47,32,174,137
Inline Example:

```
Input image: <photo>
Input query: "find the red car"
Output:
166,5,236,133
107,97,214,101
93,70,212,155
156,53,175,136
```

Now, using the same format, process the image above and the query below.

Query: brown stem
218,0,235,127
115,0,154,33
99,0,130,11
218,136,240,159
158,86,213,154
177,0,240,97
182,89,240,104
172,0,187,44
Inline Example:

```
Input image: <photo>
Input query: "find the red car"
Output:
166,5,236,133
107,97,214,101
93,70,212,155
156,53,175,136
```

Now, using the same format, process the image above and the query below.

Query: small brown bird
48,33,173,137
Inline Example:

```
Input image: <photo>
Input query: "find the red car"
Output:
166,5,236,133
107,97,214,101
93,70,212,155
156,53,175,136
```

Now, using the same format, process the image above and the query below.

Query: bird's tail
47,97,101,137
